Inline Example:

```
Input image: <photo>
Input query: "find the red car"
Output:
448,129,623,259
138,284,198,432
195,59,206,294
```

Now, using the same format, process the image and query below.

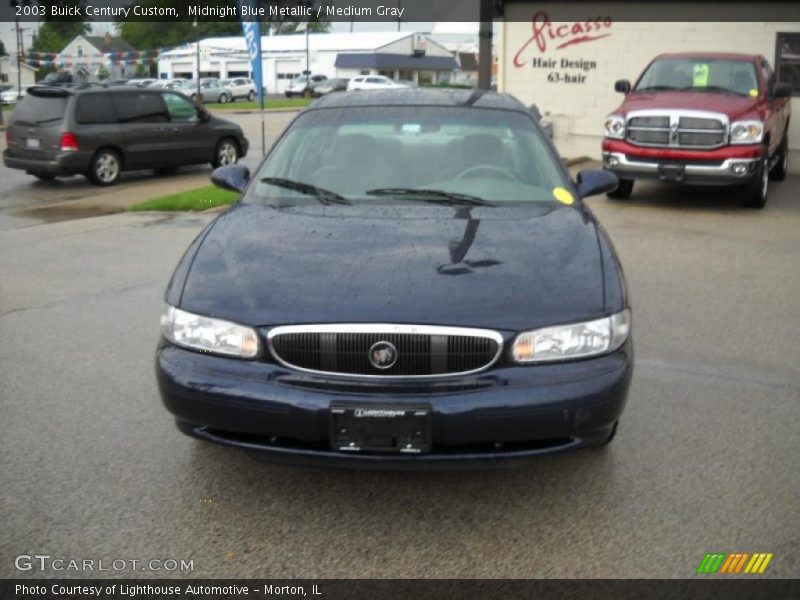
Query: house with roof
0,56,38,87
452,52,480,87
60,33,136,81
158,32,459,93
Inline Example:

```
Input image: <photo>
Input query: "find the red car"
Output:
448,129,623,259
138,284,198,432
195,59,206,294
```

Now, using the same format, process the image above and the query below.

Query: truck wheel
607,178,634,200
88,149,121,186
769,136,788,182
742,155,769,209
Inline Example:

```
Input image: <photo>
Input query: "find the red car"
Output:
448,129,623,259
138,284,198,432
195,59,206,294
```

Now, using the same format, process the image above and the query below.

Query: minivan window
12,94,68,125
162,92,197,122
75,93,117,124
111,92,169,123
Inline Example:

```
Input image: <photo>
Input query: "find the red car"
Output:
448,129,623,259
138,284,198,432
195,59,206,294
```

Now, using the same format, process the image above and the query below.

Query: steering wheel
455,164,519,181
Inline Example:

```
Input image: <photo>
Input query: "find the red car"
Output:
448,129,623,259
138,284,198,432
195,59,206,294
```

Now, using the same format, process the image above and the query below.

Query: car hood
621,91,759,119
178,202,606,332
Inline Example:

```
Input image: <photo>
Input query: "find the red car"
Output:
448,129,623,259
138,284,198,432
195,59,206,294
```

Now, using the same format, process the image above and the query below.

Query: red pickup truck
602,52,791,208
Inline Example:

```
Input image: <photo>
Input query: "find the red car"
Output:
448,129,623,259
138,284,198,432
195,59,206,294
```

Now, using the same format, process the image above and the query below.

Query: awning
335,53,458,71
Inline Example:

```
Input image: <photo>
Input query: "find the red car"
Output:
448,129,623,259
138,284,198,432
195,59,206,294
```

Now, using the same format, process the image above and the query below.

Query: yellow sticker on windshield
693,63,709,87
553,187,574,205
749,88,758,97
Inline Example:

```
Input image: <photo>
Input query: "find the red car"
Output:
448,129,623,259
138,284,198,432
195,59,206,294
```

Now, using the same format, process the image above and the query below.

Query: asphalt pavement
1,121,798,578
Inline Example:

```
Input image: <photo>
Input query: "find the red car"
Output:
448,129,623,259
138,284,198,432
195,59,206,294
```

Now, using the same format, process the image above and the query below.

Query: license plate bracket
658,163,685,181
330,404,431,454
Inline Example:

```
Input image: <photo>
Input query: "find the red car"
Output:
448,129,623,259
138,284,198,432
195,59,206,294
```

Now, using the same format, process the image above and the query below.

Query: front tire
218,93,228,104
211,138,239,168
248,90,255,101
88,149,121,186
742,154,769,209
607,178,634,200
769,136,788,182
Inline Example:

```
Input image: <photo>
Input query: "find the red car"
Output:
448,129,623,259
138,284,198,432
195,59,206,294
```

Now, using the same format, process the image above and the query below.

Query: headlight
604,115,625,139
160,305,260,359
730,120,763,144
512,309,631,364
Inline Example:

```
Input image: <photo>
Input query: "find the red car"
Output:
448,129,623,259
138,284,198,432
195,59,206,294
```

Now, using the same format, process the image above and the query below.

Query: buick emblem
369,341,398,370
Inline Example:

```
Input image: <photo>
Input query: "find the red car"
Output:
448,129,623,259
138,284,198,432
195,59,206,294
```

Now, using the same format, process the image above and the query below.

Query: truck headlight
161,305,260,359
512,309,631,364
604,115,626,139
730,120,763,145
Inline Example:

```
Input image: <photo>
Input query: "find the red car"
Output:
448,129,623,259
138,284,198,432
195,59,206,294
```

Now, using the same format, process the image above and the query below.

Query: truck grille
626,113,727,149
267,324,503,378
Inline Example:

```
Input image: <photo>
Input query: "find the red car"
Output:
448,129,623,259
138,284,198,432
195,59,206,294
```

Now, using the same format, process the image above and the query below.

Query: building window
378,69,395,79
776,32,800,95
360,70,370,76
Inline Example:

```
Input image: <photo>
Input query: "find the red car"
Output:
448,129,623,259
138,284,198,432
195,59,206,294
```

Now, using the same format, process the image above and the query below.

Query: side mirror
772,82,792,99
577,169,619,198
614,79,631,95
211,164,250,193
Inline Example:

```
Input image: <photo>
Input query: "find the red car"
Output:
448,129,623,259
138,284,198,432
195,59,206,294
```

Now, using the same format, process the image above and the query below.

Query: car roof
26,84,177,97
311,88,528,112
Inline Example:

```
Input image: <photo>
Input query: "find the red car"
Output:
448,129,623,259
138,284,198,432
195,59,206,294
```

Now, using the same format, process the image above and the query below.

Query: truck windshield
246,105,569,205
635,58,759,96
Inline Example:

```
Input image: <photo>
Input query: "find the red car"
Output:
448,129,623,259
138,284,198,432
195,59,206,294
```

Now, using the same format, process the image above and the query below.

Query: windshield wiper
635,85,682,92
260,177,351,205
365,188,494,207
690,85,748,97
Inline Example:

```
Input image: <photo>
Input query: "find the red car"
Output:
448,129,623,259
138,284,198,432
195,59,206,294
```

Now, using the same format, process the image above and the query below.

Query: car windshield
245,105,569,205
635,58,759,96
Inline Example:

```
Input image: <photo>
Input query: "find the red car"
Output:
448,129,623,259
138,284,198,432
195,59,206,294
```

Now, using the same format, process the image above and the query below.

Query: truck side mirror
771,82,792,99
615,79,631,95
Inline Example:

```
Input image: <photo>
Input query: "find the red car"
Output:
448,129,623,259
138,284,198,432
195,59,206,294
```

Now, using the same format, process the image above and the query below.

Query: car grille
267,324,503,378
626,114,727,149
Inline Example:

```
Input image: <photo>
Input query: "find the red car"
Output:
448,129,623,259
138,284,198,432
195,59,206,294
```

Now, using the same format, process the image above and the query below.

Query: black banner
3,579,800,600
2,0,800,23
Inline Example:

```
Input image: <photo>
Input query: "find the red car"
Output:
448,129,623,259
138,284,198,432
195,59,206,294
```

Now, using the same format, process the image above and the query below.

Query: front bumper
156,339,633,469
601,139,762,185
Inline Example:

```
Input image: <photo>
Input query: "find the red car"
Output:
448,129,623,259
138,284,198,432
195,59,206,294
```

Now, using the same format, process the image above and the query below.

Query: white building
157,32,458,94
499,2,800,167
0,56,37,86
60,33,137,80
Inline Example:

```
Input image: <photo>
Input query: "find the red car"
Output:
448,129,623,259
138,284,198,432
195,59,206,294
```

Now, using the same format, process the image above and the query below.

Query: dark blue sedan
156,89,632,468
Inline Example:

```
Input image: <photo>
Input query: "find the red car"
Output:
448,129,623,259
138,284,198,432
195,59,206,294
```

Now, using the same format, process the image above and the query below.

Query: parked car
156,89,631,468
602,52,791,209
347,75,410,91
3,85,248,185
1,86,30,105
173,80,232,104
125,78,158,87
40,71,74,86
219,78,257,102
311,78,349,97
149,78,186,89
285,74,326,98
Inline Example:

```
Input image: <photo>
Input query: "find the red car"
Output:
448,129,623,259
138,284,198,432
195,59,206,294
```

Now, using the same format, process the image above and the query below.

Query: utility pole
194,19,202,104
478,0,493,90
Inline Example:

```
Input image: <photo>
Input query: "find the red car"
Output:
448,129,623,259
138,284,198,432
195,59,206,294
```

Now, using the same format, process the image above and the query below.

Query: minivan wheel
88,149,121,186
212,139,239,168
248,90,255,101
